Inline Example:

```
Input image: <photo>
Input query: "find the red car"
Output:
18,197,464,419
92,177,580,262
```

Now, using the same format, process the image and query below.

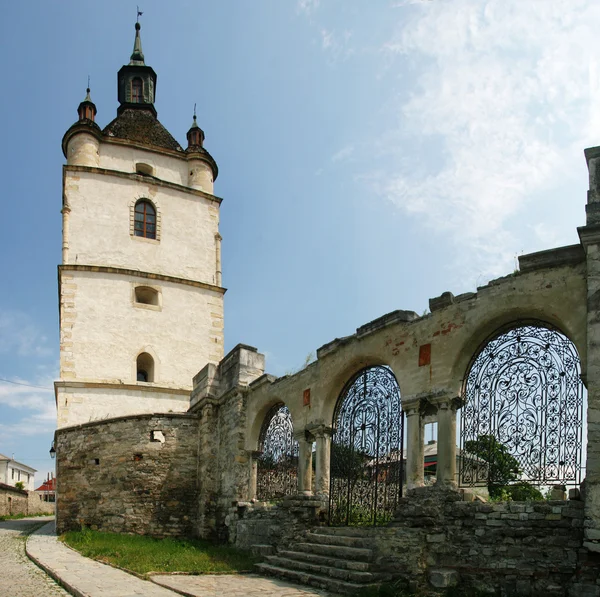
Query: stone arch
450,305,587,396
319,354,404,431
255,402,299,501
458,319,585,492
329,364,404,525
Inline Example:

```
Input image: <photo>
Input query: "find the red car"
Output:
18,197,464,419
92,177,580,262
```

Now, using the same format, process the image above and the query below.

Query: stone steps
291,541,374,561
266,555,376,583
304,530,371,548
277,549,371,572
255,563,379,595
255,527,381,595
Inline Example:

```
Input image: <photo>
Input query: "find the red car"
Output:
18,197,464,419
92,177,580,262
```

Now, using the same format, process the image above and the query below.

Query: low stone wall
378,487,590,596
235,488,598,596
233,495,326,550
28,493,55,515
0,483,29,516
55,413,200,536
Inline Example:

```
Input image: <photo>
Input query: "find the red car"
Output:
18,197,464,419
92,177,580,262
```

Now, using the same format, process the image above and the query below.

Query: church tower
55,23,224,428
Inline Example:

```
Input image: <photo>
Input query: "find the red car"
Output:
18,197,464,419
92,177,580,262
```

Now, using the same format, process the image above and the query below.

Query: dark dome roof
102,108,183,152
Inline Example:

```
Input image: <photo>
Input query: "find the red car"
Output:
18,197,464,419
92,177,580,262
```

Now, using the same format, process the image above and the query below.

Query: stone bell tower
55,22,224,428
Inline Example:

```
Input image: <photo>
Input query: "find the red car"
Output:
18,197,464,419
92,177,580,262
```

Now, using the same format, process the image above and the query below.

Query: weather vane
194,103,197,118
87,75,90,90
137,6,143,22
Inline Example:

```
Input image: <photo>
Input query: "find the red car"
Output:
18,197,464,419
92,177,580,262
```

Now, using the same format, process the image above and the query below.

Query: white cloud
297,0,320,16
0,310,52,357
0,378,56,439
320,28,354,63
373,0,600,279
331,144,355,163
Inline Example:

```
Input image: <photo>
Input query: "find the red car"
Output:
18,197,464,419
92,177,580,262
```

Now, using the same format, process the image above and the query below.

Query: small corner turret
62,85,101,165
186,107,218,193
77,87,97,123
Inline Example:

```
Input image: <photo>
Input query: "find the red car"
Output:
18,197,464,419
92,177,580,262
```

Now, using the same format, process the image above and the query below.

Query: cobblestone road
0,517,70,597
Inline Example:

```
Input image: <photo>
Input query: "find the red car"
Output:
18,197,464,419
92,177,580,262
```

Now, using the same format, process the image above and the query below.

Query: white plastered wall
98,143,189,186
63,170,220,284
60,270,224,385
55,385,191,429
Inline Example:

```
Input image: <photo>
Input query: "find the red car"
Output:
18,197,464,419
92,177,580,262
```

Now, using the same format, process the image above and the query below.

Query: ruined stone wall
55,413,199,536
380,489,588,596
235,488,594,596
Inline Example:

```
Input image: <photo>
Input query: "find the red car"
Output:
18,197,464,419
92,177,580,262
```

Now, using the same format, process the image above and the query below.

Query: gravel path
0,517,70,597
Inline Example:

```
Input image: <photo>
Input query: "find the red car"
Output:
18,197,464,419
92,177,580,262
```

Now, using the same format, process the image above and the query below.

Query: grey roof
0,453,37,472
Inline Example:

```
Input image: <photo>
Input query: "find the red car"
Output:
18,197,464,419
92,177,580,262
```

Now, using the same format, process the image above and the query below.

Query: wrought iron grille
329,366,404,526
459,322,584,490
256,403,299,501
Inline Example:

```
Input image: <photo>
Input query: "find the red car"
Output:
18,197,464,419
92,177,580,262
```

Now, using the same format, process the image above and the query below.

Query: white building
0,454,36,491
55,22,223,428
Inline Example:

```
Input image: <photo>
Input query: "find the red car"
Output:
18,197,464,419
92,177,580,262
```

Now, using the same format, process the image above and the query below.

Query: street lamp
49,442,56,459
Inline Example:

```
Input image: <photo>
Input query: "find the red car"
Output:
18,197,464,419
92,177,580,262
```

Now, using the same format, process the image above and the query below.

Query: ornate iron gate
256,403,299,501
329,366,404,526
460,322,584,491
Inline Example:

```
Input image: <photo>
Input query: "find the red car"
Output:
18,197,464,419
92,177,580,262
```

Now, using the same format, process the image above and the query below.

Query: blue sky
0,0,597,484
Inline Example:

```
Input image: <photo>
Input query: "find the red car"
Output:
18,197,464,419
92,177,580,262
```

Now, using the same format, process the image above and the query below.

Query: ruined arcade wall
55,413,199,536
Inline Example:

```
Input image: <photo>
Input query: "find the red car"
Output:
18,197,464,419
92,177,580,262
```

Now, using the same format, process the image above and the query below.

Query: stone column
436,400,458,487
314,427,332,497
580,146,600,552
405,405,424,489
249,451,261,500
295,432,313,496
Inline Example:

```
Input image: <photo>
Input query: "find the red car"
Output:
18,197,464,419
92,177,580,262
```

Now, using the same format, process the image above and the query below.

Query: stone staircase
255,526,382,595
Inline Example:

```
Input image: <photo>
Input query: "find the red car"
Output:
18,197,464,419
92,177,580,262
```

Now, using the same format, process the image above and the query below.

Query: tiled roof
35,478,56,492
102,109,183,152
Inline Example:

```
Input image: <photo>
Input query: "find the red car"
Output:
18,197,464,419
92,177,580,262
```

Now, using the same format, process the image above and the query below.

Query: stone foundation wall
55,413,200,536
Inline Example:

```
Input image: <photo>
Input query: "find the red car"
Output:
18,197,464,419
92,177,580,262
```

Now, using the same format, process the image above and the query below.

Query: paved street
24,520,332,597
152,574,331,597
0,517,70,597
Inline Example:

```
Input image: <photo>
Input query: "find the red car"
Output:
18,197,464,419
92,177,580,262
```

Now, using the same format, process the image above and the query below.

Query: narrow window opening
131,77,143,103
134,286,159,306
136,163,154,177
137,352,155,383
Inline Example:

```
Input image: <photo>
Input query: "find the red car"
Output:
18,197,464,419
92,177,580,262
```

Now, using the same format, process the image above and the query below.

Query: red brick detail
419,344,431,367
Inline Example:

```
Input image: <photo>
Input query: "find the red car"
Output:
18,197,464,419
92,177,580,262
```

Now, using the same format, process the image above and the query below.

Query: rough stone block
429,568,458,588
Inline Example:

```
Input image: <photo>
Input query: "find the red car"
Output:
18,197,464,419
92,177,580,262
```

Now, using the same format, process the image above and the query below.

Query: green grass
0,512,53,521
60,528,259,577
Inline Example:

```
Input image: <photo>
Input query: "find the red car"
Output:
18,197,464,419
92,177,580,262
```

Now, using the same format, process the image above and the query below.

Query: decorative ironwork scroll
329,366,404,526
256,403,299,501
460,322,584,490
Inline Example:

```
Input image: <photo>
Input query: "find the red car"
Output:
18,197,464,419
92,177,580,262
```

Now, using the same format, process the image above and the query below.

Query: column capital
306,424,334,438
293,429,315,443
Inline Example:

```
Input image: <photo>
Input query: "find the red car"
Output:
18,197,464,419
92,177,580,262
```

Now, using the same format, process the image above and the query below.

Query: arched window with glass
134,200,156,239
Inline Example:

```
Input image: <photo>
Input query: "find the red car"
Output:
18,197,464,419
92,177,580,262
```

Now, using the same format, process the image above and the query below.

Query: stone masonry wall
55,413,199,536
379,488,590,596
0,483,29,516
235,488,597,596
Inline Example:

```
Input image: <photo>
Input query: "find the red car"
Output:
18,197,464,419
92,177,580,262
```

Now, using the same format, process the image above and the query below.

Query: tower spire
130,19,145,65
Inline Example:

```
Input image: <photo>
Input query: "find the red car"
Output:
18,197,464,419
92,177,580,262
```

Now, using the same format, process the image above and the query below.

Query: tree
464,434,521,499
